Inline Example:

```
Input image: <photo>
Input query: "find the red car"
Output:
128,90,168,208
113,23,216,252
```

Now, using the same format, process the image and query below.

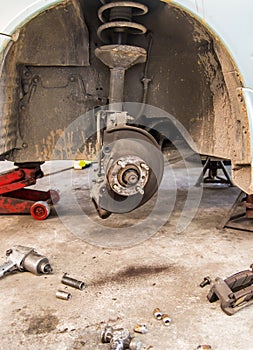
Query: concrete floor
0,160,253,350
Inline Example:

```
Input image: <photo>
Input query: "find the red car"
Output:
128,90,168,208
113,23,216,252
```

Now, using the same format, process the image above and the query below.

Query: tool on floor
153,308,163,320
153,308,172,326
61,273,85,290
207,265,253,315
56,290,72,301
0,163,60,220
101,325,142,350
200,276,211,288
161,314,171,326
133,324,148,334
0,245,52,278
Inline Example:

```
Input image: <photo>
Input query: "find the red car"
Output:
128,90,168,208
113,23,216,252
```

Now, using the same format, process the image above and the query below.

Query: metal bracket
207,266,253,315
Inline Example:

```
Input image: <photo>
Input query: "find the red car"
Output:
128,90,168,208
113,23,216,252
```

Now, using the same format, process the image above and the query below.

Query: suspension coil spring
97,1,149,43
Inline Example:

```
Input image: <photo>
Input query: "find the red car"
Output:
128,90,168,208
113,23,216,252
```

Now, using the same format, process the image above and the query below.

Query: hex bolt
129,337,142,350
161,314,171,326
117,160,125,168
113,184,121,193
61,273,85,290
153,307,163,320
199,276,211,288
56,290,72,301
136,186,144,195
140,163,149,171
110,338,124,350
133,324,148,334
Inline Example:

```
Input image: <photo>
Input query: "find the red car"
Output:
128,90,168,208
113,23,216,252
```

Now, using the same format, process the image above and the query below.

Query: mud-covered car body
0,0,253,202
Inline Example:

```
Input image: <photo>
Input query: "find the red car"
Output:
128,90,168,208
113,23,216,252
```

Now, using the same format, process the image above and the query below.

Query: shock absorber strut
92,1,164,219
95,0,149,108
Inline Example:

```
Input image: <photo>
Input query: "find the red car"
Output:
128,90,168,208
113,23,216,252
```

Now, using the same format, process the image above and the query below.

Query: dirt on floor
0,160,252,350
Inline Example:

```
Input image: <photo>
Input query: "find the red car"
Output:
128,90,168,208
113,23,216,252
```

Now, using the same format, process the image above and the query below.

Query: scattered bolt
133,324,148,334
161,314,171,326
153,308,163,320
129,337,142,350
117,160,125,168
33,77,39,83
113,184,121,193
140,163,149,171
200,276,211,288
110,338,124,350
56,290,72,301
136,186,144,195
101,326,141,350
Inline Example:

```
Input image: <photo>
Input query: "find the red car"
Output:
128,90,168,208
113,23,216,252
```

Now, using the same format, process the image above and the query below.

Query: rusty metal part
207,265,253,315
133,324,148,334
0,245,52,278
56,290,72,301
153,308,163,320
91,126,164,217
61,273,85,290
196,346,212,350
95,45,146,107
108,155,149,197
161,314,171,326
222,191,253,232
101,326,142,350
200,276,211,288
245,194,253,219
97,1,148,44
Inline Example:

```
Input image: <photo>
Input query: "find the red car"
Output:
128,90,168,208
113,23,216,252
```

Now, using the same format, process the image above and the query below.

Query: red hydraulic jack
0,164,60,220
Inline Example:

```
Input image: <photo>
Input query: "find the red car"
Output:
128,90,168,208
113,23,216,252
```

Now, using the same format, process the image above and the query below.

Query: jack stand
195,157,233,187
0,164,60,220
221,191,253,232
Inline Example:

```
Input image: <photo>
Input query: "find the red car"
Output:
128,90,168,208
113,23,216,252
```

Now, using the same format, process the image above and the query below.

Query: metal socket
153,307,163,320
56,290,72,301
61,273,85,290
161,314,171,326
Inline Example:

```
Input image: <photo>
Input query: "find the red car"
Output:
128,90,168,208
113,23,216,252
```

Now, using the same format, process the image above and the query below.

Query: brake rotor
91,126,164,217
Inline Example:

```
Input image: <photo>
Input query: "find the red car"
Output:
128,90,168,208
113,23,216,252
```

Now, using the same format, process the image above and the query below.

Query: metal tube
61,273,85,290
56,290,72,301
109,67,125,108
